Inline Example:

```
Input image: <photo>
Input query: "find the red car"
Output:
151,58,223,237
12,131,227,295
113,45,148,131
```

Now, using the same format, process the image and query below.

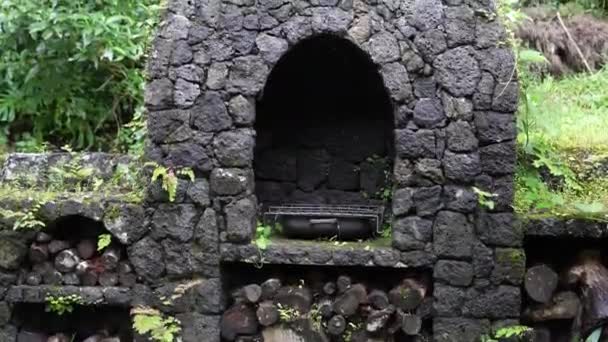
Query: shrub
0,0,162,151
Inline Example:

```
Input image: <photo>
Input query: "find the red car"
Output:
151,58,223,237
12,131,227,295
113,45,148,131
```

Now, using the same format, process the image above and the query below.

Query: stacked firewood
22,232,136,287
220,275,430,342
17,330,121,342
523,252,608,342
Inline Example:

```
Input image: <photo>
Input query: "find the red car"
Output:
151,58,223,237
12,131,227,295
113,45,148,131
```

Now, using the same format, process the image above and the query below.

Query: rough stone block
434,211,474,259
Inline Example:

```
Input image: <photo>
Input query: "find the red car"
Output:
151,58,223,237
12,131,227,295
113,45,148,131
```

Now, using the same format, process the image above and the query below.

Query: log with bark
221,303,259,341
275,286,313,314
565,250,608,338
55,249,81,273
368,289,390,310
29,243,49,263
388,279,426,311
256,301,279,327
101,247,121,271
77,239,96,259
233,284,262,304
261,278,281,300
525,264,559,304
524,291,580,322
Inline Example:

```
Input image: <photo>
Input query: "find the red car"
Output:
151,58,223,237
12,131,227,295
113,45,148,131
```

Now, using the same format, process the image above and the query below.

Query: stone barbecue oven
0,0,525,342
153,0,518,340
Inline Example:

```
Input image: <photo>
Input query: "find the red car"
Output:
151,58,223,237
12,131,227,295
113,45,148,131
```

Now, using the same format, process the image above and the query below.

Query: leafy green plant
473,187,499,210
1,202,45,231
481,325,532,342
150,164,195,202
255,221,273,251
45,294,83,315
97,234,112,251
132,307,181,342
0,0,162,151
277,303,301,323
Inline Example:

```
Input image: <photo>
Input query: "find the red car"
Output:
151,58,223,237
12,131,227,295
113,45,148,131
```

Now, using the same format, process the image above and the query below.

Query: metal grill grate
263,204,385,233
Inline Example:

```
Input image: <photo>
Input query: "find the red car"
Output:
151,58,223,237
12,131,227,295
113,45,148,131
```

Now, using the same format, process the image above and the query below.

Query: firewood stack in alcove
220,275,431,342
22,231,136,287
522,251,608,342
17,330,121,342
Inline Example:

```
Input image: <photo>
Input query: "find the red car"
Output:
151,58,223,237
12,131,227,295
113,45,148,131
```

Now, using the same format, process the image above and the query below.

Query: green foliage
132,309,181,342
473,187,499,210
149,163,195,202
1,202,45,231
481,325,532,342
276,303,301,323
97,234,112,251
0,0,162,151
586,327,603,342
255,221,273,251
45,294,83,315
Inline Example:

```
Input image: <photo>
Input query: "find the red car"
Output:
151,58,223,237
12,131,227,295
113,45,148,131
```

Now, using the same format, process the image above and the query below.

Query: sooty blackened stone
103,204,147,244
255,149,297,182
401,250,437,268
162,140,214,173
434,211,474,259
297,149,329,192
213,129,255,167
476,212,522,247
359,160,387,196
128,237,165,280
225,197,257,243
210,168,253,196
151,204,198,242
443,185,477,212
463,286,521,318
434,260,474,287
328,159,360,191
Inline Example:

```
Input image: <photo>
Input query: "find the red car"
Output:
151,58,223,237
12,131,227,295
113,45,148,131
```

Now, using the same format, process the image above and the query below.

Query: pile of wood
523,252,608,342
17,330,121,342
22,232,136,287
220,275,430,342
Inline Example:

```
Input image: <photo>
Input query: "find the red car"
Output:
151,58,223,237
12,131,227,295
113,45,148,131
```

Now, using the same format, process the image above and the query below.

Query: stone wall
0,0,523,341
144,0,520,340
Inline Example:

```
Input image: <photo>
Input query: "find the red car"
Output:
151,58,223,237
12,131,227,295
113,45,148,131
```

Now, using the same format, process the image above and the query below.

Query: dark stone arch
254,33,394,206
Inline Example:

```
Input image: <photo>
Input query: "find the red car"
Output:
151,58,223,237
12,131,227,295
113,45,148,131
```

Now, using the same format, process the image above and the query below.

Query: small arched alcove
254,34,394,207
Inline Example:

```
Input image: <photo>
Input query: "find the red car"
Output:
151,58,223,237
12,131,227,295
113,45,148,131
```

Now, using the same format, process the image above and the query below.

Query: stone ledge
4,286,132,306
220,239,435,269
522,217,608,239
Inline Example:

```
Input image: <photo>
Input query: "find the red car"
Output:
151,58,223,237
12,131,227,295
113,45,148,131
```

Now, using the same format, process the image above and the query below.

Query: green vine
45,294,83,315
97,234,112,251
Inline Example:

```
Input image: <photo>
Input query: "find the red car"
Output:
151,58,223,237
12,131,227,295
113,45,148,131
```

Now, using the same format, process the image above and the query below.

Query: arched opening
254,34,394,208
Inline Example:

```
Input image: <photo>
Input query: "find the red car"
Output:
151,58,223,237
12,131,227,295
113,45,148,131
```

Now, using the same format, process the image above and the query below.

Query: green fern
133,312,181,342
97,234,112,251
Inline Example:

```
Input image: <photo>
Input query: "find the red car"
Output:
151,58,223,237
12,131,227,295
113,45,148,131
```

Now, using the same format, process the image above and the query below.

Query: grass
523,67,608,151
515,67,608,221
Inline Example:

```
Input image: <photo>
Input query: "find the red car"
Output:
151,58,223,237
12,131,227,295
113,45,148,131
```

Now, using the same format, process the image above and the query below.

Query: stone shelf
4,286,132,306
523,217,608,238
220,238,436,269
